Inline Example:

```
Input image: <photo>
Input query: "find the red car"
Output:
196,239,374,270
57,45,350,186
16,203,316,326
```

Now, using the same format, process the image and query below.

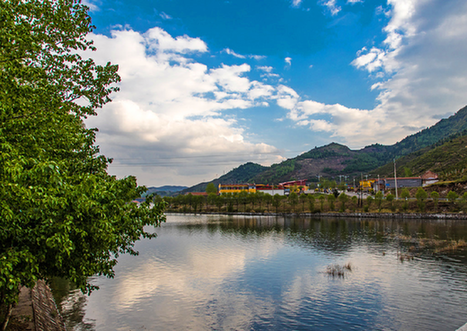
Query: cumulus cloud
291,0,302,7
283,0,467,148
85,28,282,185
351,0,467,129
284,57,292,67
320,0,341,15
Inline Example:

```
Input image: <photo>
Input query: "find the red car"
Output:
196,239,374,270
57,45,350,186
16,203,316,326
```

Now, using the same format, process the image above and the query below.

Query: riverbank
7,281,65,331
167,210,467,220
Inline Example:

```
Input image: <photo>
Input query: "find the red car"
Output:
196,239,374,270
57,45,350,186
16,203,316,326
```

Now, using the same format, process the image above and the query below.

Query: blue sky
82,0,467,186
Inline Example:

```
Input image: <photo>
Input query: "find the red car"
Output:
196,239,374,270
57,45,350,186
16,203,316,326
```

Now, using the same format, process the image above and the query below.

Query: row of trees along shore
0,1,166,329
161,188,467,214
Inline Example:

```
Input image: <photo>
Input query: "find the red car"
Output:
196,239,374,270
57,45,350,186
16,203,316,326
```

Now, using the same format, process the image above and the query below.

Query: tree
272,194,282,213
263,193,272,212
366,196,374,211
0,1,166,327
386,193,395,212
327,194,336,211
430,191,440,212
299,194,308,212
415,187,428,212
288,192,299,212
206,183,217,194
338,193,349,212
375,191,384,212
207,193,217,211
308,195,316,213
318,195,326,211
351,196,358,212
447,191,459,209
401,188,411,211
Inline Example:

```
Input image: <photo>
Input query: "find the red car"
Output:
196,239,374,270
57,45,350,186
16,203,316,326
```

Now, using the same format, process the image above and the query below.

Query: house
421,171,439,186
384,177,422,189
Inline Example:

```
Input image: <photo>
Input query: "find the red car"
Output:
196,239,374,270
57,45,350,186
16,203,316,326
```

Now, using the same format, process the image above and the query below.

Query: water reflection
55,215,467,330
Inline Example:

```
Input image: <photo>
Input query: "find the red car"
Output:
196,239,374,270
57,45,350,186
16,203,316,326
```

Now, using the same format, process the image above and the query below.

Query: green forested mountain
374,134,467,180
183,105,467,190
183,162,267,193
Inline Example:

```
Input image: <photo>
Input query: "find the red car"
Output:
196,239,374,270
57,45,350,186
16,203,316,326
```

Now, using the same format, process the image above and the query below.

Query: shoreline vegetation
166,210,467,220
160,187,467,219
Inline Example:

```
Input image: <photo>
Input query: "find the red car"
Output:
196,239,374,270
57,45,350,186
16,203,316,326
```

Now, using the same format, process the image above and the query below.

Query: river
54,214,467,330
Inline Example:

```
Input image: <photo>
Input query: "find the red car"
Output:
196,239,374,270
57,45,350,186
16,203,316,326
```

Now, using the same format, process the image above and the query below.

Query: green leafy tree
447,190,459,207
318,195,326,211
0,1,166,328
401,188,411,211
272,194,282,213
327,194,336,211
206,183,217,194
351,196,358,212
215,195,223,212
386,193,395,212
288,192,299,212
366,196,374,211
239,190,248,212
308,195,316,213
299,194,308,212
415,187,428,212
207,193,217,211
430,191,440,212
338,193,349,212
375,191,384,212
263,193,272,212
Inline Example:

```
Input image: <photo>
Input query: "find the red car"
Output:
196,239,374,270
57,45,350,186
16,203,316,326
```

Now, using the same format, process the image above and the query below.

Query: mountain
183,105,467,190
143,185,188,197
182,162,267,193
374,134,467,180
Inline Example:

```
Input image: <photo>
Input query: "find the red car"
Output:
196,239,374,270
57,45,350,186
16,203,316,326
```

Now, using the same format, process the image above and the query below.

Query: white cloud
292,0,302,7
351,0,467,132
159,12,172,20
81,0,99,11
347,0,363,4
284,57,292,67
283,0,467,148
222,48,246,59
320,0,341,15
85,28,281,185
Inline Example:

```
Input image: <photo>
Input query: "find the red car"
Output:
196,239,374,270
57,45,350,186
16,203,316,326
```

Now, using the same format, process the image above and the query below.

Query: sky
81,0,467,187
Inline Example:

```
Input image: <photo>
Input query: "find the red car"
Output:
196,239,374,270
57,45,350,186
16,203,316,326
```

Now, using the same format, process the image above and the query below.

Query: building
384,177,422,189
421,171,439,186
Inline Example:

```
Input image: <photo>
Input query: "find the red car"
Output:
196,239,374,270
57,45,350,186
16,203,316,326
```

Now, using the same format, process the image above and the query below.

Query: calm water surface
56,214,467,330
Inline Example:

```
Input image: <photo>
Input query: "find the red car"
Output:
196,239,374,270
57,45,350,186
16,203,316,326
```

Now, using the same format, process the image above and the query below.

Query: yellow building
359,179,375,191
218,184,256,194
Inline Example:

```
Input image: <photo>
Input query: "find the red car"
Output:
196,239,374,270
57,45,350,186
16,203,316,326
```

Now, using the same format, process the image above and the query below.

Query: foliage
366,196,374,209
430,191,440,212
327,194,336,211
375,191,383,212
206,183,217,194
386,193,395,211
288,192,299,212
401,188,411,211
0,0,166,326
447,191,459,204
338,193,348,212
415,187,428,212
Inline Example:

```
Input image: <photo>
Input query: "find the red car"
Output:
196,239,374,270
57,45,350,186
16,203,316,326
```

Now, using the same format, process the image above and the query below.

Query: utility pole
394,159,398,199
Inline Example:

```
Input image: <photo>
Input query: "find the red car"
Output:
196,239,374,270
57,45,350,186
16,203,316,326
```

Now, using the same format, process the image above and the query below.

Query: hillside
183,104,467,189
182,162,267,193
251,105,467,183
143,185,188,197
374,134,467,180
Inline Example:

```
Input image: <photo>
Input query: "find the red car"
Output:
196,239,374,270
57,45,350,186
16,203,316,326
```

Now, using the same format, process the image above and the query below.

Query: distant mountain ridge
182,105,467,192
